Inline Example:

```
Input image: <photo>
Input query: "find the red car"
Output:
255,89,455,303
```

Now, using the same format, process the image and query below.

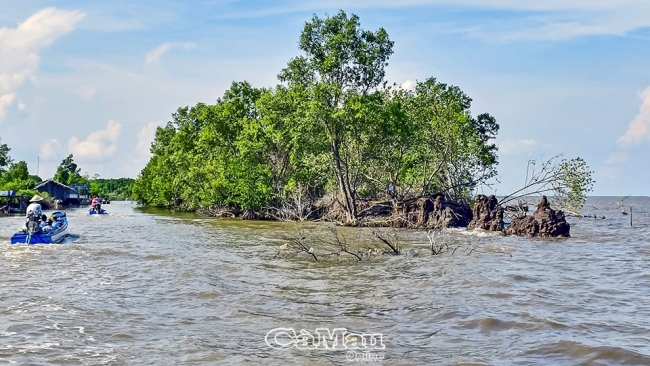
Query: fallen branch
372,230,400,255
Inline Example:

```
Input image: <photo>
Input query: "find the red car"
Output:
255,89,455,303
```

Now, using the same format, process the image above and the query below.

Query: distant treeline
52,155,134,200
0,141,42,197
132,11,499,224
89,178,134,200
0,144,133,200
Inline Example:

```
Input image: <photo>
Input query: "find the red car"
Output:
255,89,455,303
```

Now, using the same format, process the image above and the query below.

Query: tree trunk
242,208,258,220
331,140,356,224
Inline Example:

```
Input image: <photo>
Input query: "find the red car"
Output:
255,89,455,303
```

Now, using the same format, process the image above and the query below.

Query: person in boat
40,217,54,232
19,195,44,233
26,195,44,221
91,195,101,213
39,214,48,228
51,217,61,229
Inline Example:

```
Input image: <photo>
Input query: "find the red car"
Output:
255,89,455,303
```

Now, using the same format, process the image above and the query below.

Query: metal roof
33,179,78,192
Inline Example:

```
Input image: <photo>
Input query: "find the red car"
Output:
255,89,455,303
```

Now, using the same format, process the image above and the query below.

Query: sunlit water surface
1,198,649,365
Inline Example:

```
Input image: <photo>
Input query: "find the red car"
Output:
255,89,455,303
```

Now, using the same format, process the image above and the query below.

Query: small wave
519,313,569,329
194,291,219,299
144,254,166,260
509,274,541,283
523,340,650,364
5,323,38,333
458,317,536,332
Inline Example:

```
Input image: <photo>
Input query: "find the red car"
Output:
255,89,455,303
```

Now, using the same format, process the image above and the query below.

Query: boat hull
10,213,69,244
89,209,107,215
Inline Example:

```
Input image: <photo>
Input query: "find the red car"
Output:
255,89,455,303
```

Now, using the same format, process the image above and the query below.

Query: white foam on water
484,245,516,253
458,228,505,237
19,342,60,350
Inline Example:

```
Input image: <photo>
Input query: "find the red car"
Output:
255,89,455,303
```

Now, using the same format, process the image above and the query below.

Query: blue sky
1,1,649,195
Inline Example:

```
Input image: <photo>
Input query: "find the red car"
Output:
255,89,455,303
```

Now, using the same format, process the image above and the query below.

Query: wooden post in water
630,206,633,227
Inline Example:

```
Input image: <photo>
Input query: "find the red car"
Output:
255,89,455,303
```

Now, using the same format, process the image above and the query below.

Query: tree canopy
0,143,134,200
132,11,507,224
53,154,85,186
0,139,41,196
0,139,11,173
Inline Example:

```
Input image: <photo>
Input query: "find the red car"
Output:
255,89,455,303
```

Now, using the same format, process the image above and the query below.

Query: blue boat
10,212,69,244
89,208,107,215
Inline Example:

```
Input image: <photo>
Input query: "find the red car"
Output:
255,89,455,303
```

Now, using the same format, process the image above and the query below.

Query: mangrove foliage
132,11,500,224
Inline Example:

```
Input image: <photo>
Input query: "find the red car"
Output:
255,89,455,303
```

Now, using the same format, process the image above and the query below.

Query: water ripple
0,198,648,364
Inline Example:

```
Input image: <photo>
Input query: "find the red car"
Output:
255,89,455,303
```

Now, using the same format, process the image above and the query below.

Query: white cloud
604,152,628,165
77,86,97,100
17,100,26,110
145,42,196,64
498,139,537,155
68,120,122,160
243,0,650,13
400,80,416,90
0,93,16,120
599,151,628,180
599,165,621,180
483,8,650,42
122,121,162,176
32,57,223,178
617,86,650,147
234,1,650,41
136,121,160,156
40,139,62,159
0,7,84,120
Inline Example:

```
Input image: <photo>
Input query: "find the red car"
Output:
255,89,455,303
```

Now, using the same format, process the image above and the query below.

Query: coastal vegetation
0,139,42,197
499,155,594,217
52,154,86,186
0,144,132,200
89,178,134,200
132,11,504,225
52,154,135,200
3,11,594,235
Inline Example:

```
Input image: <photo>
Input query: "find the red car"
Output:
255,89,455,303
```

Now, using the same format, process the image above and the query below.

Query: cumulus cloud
40,139,62,159
136,121,160,156
498,139,537,155
599,152,629,180
599,166,621,180
77,86,97,100
68,120,122,160
464,2,650,41
145,42,196,64
400,80,416,90
617,86,650,147
120,121,162,177
0,7,84,120
0,93,16,120
605,152,628,165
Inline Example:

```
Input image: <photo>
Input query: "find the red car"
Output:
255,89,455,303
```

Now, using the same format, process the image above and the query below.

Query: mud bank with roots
195,193,571,238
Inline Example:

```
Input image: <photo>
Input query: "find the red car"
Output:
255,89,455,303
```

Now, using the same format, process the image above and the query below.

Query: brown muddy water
1,197,649,365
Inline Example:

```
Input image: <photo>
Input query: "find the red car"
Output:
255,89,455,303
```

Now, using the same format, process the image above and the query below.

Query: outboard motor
24,211,41,244
26,211,41,232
